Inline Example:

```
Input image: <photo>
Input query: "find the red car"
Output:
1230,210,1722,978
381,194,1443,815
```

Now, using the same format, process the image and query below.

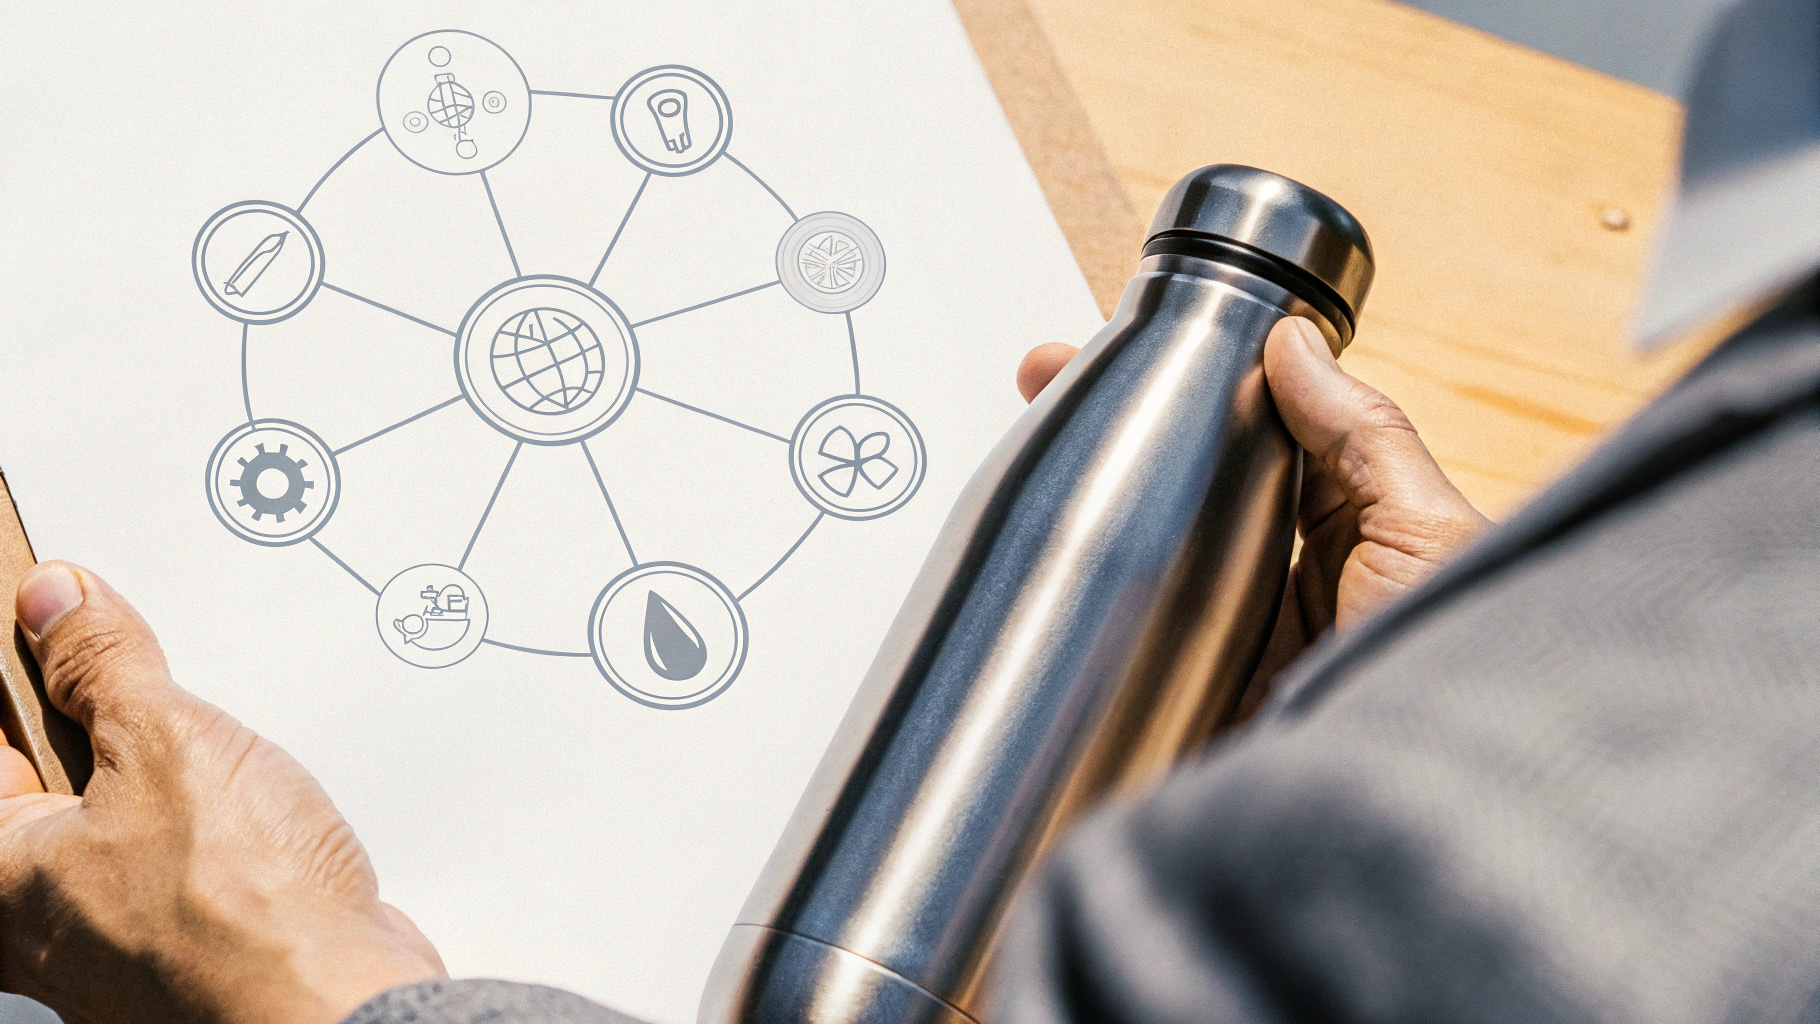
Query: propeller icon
817,426,898,498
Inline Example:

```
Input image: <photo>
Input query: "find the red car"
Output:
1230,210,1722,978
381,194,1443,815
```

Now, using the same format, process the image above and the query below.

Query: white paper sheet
0,3,1101,1021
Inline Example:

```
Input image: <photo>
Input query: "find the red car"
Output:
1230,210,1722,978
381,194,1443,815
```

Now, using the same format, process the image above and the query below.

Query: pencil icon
223,231,288,297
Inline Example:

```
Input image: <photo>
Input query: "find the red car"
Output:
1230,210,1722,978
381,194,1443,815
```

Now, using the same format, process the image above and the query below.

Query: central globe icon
454,276,639,446
490,308,605,414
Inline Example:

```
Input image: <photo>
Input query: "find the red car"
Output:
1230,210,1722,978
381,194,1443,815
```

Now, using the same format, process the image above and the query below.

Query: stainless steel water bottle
700,165,1374,1024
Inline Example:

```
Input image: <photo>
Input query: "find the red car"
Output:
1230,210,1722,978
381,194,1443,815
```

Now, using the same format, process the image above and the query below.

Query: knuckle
1361,501,1483,562
38,624,150,708
1349,387,1418,437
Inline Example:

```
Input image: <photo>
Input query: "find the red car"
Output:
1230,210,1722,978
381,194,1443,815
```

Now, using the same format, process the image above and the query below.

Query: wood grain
953,0,1147,319
989,0,1709,514
0,471,91,795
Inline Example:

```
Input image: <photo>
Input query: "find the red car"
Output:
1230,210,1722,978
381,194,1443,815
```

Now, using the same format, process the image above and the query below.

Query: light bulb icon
647,88,691,153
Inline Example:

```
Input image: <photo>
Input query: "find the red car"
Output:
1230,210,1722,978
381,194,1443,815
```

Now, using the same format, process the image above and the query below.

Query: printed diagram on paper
192,29,925,710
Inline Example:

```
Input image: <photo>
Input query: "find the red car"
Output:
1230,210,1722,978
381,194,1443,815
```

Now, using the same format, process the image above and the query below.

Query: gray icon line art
725,153,796,221
300,127,385,213
610,65,731,176
198,30,918,710
634,388,792,445
528,89,616,102
589,172,650,288
239,324,254,423
321,281,458,337
312,537,380,596
628,280,780,330
480,170,522,278
460,441,522,572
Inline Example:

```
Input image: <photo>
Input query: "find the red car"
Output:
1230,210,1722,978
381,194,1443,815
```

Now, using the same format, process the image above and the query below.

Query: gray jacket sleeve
993,306,1820,1023
341,981,644,1024
339,308,1820,1024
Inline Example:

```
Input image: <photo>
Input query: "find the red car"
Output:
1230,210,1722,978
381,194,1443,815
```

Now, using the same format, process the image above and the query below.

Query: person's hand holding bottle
1018,315,1490,699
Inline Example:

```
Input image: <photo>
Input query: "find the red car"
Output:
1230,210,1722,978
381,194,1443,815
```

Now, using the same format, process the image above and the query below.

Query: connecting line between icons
300,127,384,213
635,388,790,444
529,90,616,102
725,153,797,221
480,170,522,278
631,280,780,330
590,172,651,288
482,639,593,658
322,282,459,338
333,396,465,457
311,537,379,596
461,441,522,571
740,513,823,602
580,439,639,566
845,312,862,395
240,324,255,424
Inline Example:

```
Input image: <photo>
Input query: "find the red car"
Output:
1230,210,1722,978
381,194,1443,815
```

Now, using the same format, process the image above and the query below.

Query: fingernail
17,564,83,637
1289,317,1338,366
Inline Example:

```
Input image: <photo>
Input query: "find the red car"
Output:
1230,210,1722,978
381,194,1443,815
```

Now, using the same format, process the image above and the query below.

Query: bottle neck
1141,233,1355,350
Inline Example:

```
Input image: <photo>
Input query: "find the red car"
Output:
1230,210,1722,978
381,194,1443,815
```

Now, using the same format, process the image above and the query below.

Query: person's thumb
16,562,187,766
1264,316,1477,524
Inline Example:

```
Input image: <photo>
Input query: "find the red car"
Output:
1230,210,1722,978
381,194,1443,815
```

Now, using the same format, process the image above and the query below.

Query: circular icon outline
610,65,733,177
454,275,641,446
374,564,490,669
776,212,886,314
789,395,926,521
376,29,532,176
588,562,748,710
205,419,342,547
192,201,326,325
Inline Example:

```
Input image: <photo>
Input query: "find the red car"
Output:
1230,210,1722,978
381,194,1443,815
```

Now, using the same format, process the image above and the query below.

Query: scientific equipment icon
376,565,489,668
777,212,887,313
791,396,925,520
393,583,472,651
611,66,730,175
192,202,324,324
457,277,639,444
491,308,605,414
376,30,530,175
223,231,287,297
206,420,340,546
647,89,691,153
591,563,746,709
427,72,480,160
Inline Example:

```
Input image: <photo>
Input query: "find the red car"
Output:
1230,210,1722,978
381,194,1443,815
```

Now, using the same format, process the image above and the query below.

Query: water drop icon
644,591,708,681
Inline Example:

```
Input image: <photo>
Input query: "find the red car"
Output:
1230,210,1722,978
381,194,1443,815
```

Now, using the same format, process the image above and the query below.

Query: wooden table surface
986,0,1709,516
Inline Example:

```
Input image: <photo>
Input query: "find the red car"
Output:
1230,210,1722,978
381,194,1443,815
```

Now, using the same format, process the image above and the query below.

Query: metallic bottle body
702,252,1341,1023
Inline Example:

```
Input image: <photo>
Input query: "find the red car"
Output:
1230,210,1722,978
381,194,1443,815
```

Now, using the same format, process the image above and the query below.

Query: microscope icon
647,88,691,153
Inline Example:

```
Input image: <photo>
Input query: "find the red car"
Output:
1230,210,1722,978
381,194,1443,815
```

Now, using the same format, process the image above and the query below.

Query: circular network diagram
194,30,922,710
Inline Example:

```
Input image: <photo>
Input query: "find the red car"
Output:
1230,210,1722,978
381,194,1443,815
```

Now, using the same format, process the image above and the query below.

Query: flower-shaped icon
817,425,898,497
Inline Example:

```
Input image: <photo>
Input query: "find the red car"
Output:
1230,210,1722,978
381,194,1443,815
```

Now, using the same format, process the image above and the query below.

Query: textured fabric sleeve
339,980,646,1024
995,383,1820,1022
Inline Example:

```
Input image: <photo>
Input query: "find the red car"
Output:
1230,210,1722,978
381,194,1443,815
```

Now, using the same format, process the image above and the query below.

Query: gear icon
230,443,314,521
207,421,341,546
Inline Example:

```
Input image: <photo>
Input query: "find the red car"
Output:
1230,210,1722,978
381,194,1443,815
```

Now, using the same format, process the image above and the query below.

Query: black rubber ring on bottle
1142,232,1356,344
